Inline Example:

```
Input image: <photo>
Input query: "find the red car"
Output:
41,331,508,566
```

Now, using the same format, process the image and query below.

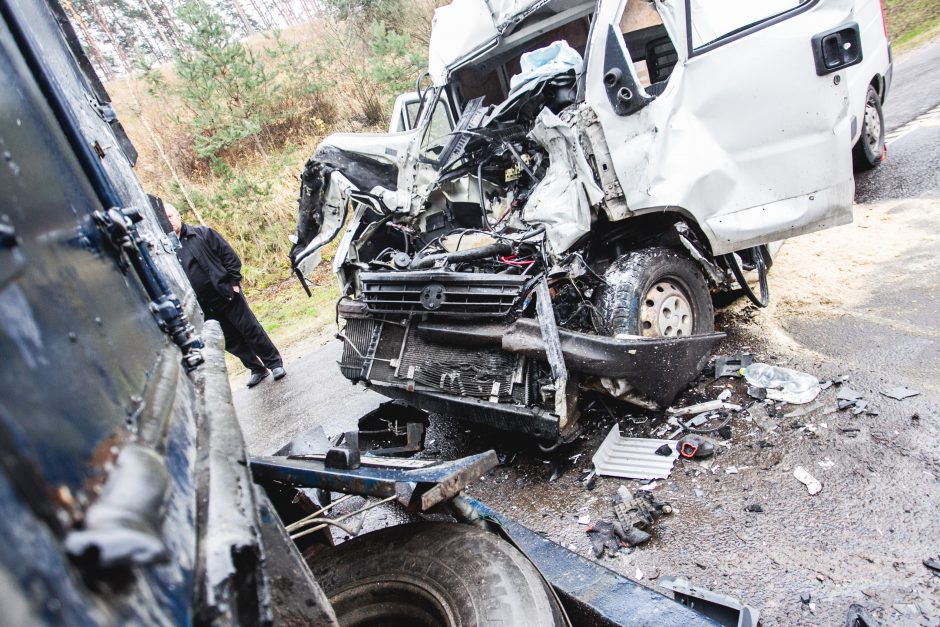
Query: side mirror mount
603,24,652,116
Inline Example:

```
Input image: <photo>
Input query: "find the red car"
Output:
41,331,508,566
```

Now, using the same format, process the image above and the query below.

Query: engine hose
724,246,769,308
409,242,513,269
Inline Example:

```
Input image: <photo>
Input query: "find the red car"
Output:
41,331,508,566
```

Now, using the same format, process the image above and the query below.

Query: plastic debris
585,520,623,558
613,486,671,547
668,400,724,416
784,401,824,419
794,466,822,495
742,363,820,404
592,424,679,479
677,434,715,459
713,353,753,378
880,386,919,401
577,514,591,525
745,503,764,513
717,389,732,401
845,604,880,627
924,557,940,576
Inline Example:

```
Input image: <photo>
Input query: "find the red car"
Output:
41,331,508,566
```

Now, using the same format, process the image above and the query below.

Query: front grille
359,271,525,318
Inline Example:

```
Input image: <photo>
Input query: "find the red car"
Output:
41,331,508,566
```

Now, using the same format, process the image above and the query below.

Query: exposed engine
290,65,724,443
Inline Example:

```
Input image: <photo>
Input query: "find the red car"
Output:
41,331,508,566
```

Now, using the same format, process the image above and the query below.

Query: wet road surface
233,40,940,627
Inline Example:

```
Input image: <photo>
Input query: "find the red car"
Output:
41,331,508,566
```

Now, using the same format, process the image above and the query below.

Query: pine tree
174,1,270,161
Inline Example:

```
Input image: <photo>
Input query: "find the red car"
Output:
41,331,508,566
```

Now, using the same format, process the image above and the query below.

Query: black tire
597,247,714,337
307,522,565,627
852,84,885,171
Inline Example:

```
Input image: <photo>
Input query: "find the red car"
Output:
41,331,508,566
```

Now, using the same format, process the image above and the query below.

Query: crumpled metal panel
524,108,605,253
592,424,679,479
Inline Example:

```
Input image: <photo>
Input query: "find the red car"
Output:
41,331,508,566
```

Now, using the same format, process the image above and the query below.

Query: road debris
713,353,753,378
845,603,880,627
580,469,598,490
745,504,764,513
585,520,624,558
668,399,741,416
880,386,919,401
784,402,824,419
677,434,715,459
794,466,822,495
613,486,672,548
924,557,940,576
742,363,820,404
592,424,680,479
717,389,732,401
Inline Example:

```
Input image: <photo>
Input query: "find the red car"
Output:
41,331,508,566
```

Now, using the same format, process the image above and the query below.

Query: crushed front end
290,38,723,443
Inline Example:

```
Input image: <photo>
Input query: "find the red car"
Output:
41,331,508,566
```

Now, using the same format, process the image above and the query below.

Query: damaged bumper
418,319,725,407
338,295,723,439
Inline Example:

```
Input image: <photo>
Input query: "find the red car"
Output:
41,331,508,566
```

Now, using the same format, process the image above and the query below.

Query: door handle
812,23,862,76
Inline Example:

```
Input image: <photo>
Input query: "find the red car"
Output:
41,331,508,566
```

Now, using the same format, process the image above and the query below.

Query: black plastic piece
811,22,862,76
603,24,652,115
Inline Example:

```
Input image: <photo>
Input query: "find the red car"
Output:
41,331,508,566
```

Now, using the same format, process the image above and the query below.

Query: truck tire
852,84,885,170
307,522,565,626
597,247,714,338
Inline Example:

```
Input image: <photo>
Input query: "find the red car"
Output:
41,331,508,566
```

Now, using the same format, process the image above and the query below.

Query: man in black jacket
166,204,285,387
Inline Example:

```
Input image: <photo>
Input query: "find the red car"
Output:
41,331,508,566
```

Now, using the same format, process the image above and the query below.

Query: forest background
67,0,939,351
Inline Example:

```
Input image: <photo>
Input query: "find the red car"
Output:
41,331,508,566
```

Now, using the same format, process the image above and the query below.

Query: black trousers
203,293,282,374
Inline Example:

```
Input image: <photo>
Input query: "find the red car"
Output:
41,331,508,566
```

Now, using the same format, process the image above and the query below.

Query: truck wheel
307,522,565,626
852,84,884,170
598,247,714,338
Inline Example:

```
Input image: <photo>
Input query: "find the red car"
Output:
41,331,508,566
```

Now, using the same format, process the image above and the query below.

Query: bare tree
62,0,113,79
231,0,256,34
139,0,174,53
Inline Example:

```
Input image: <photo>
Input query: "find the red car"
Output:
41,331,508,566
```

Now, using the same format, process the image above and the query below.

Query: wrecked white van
290,0,882,444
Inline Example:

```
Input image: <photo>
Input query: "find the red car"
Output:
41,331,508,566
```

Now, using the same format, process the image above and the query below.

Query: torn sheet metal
592,424,679,480
524,109,604,254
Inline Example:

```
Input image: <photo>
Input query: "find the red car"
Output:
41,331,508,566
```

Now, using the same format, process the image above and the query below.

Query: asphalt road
233,39,940,627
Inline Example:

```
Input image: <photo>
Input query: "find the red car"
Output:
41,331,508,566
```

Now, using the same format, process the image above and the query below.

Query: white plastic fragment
667,400,741,416
591,424,679,480
794,466,822,495
743,363,820,404
577,515,590,525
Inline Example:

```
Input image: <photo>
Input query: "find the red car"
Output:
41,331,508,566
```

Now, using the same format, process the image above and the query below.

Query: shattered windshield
419,92,454,159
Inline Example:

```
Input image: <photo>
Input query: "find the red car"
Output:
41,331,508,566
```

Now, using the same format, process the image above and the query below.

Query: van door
584,0,857,255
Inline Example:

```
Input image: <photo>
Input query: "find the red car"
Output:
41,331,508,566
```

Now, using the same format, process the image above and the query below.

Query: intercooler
339,317,538,405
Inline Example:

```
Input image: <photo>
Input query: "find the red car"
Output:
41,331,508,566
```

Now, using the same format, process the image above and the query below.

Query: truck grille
359,271,525,318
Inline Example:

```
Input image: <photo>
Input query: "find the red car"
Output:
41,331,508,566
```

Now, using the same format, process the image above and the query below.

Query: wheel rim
865,96,882,153
639,280,694,338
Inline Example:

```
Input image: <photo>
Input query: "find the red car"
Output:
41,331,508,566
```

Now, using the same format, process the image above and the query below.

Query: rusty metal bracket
249,450,498,512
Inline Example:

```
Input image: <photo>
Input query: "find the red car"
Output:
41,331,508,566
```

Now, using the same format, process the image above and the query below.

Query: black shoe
271,366,286,380
247,370,269,388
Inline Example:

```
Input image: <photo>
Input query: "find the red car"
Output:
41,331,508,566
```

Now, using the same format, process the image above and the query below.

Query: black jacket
177,224,242,303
